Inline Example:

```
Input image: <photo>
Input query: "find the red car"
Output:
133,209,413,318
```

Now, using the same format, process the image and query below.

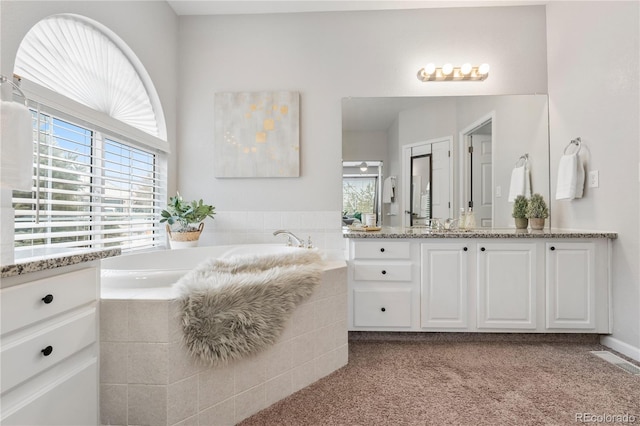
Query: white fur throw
174,250,323,365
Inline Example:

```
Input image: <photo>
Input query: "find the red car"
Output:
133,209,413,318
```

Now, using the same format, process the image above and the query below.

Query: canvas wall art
214,91,300,177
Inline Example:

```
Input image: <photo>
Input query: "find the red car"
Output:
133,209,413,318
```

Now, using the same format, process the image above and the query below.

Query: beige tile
265,372,292,407
100,300,128,342
128,300,169,343
335,343,349,369
100,384,127,425
314,325,335,358
313,272,334,300
291,332,315,367
199,398,235,426
168,300,183,344
334,319,348,348
100,342,128,384
234,354,266,394
198,365,235,411
287,303,314,339
314,295,337,329
171,414,198,426
128,342,169,385
315,350,337,379
264,340,292,379
291,360,318,393
334,267,348,294
235,384,266,424
168,376,198,426
168,341,205,384
336,292,348,322
128,384,167,426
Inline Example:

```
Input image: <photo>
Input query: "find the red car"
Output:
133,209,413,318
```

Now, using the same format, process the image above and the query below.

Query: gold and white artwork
214,91,300,177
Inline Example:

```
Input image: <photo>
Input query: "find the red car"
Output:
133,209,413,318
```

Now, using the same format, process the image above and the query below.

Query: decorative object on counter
512,195,529,230
464,207,476,230
508,153,531,202
213,91,300,177
526,193,548,230
160,193,216,248
458,208,467,230
556,137,585,200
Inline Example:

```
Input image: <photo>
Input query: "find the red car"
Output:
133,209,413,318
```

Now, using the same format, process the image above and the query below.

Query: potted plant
160,193,216,248
512,195,529,230
526,193,548,230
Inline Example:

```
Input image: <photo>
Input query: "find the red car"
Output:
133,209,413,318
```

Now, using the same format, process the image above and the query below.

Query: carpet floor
240,339,640,425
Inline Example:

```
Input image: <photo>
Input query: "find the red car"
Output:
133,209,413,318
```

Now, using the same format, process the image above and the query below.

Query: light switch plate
589,170,599,188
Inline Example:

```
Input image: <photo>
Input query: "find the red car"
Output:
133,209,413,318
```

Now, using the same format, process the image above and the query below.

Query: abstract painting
214,91,300,177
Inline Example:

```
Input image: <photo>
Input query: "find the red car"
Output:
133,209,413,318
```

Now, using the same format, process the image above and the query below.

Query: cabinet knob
41,346,53,357
463,247,468,252
550,246,556,251
380,248,385,253
381,270,387,275
41,294,54,304
381,307,386,312
480,247,486,252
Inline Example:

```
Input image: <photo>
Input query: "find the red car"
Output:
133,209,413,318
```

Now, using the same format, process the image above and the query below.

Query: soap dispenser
465,207,476,230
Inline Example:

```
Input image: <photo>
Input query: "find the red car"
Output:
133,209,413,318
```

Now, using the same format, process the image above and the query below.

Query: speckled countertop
343,227,618,239
1,248,121,278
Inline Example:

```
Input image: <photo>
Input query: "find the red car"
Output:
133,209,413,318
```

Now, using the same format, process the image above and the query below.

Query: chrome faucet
273,230,304,247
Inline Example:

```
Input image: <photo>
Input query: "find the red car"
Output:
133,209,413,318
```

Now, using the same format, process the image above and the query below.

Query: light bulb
424,63,436,75
479,63,490,75
359,162,368,171
461,63,472,75
442,63,453,76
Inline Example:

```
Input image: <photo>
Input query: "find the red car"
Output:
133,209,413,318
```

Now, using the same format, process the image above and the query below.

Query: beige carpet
241,339,640,425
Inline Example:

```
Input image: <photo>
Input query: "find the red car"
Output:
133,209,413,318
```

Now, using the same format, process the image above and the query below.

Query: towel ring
563,137,581,155
0,74,29,106
515,153,528,167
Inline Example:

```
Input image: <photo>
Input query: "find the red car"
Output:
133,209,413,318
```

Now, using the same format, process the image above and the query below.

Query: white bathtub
100,244,342,299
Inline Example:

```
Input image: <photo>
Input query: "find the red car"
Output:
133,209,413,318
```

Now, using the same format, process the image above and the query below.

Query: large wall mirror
342,95,550,229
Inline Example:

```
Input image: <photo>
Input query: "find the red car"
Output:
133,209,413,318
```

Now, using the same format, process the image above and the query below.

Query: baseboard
600,335,640,363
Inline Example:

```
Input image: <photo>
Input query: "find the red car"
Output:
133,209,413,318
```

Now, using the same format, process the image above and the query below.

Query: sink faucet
273,230,304,247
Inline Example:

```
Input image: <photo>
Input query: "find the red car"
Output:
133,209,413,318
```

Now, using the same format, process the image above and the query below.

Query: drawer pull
381,270,387,275
380,248,385,253
550,246,556,251
480,247,486,252
463,247,468,252
41,294,54,304
41,346,53,357
381,307,386,312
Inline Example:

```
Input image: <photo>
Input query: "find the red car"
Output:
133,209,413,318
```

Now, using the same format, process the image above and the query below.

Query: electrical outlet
496,185,502,197
589,170,599,188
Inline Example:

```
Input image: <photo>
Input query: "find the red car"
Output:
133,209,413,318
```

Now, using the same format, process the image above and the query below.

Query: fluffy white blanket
174,250,323,365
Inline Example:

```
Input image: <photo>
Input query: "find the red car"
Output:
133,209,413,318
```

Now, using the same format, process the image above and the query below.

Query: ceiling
167,1,546,16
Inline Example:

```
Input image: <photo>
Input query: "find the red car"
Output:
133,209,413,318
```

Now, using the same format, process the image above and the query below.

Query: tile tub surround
343,227,618,239
100,263,348,426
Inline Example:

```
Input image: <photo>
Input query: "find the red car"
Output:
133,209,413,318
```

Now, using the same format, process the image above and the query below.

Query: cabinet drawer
353,261,412,282
1,268,97,335
1,308,96,393
1,359,97,425
353,288,412,327
352,242,411,260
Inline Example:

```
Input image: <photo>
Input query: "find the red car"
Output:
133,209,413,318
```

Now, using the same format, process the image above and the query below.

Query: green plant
160,193,215,232
526,193,548,219
512,195,529,219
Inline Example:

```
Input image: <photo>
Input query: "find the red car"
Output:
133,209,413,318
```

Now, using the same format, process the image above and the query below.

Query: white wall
547,1,640,360
177,5,547,245
342,131,388,164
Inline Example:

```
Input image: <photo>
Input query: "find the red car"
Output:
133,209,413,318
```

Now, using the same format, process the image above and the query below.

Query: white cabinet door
546,242,595,329
477,242,537,329
420,243,469,329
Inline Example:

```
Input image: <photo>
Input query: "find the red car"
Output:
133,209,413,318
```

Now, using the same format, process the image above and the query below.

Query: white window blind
13,108,165,254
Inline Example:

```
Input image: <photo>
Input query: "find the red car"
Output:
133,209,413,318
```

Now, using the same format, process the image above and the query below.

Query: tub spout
273,230,304,247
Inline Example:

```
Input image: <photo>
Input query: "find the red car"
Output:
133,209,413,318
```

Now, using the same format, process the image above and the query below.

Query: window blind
13,108,165,254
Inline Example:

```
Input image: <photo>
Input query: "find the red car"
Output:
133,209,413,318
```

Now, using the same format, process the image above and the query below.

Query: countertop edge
343,229,618,239
1,248,122,278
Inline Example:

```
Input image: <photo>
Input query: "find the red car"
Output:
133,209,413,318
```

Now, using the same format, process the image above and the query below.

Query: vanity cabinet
420,243,469,329
0,263,99,426
476,242,538,330
348,240,420,330
347,235,612,334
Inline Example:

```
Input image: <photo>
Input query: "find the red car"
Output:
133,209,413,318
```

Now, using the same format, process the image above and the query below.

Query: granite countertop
343,227,618,239
1,248,121,278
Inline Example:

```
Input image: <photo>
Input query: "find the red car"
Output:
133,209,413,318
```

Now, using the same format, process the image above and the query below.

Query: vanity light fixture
417,63,490,82
359,161,368,172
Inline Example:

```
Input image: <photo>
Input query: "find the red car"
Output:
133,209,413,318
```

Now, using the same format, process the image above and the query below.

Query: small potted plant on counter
512,195,529,230
160,193,216,248
526,193,548,231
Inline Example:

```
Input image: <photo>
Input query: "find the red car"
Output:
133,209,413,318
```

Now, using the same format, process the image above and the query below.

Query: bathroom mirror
342,94,550,228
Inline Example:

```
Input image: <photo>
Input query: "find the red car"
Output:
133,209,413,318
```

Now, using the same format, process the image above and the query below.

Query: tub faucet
273,230,304,247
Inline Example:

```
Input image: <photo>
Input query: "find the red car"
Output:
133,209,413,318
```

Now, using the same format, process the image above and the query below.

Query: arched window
11,14,168,255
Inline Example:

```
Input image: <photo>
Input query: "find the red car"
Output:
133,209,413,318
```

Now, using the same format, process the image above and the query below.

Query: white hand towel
508,165,526,202
382,176,395,203
524,163,532,198
574,157,585,199
555,153,578,200
1,101,33,190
